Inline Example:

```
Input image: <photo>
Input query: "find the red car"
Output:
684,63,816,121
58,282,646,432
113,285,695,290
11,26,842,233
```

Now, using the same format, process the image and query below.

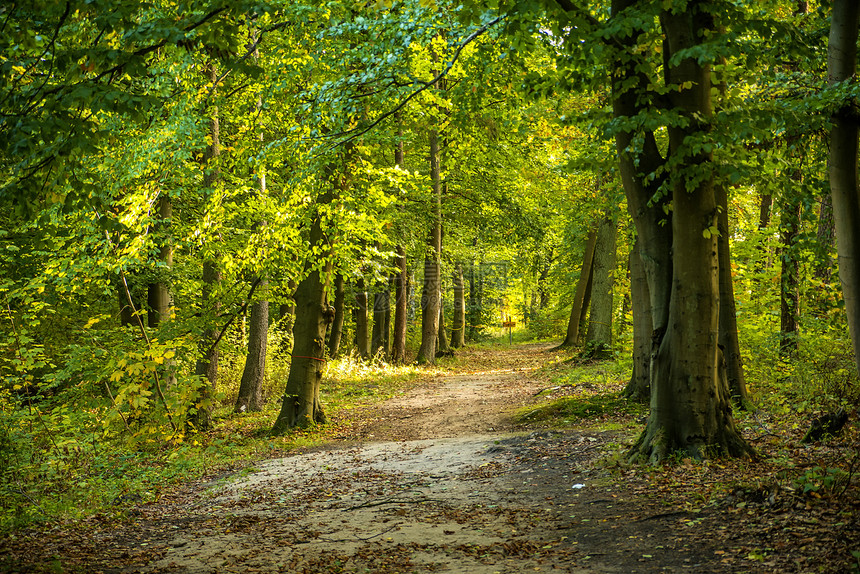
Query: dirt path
1,345,799,573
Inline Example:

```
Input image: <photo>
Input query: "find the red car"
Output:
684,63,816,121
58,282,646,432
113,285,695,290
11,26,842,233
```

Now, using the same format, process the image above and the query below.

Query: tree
415,127,444,364
559,229,597,348
451,262,467,347
271,178,338,432
827,0,860,375
540,0,754,460
235,289,268,413
328,274,346,358
584,212,617,357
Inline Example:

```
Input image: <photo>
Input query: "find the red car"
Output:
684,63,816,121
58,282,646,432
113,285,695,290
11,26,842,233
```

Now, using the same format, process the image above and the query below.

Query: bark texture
585,216,617,357
715,184,747,402
624,241,651,402
415,128,442,365
615,1,752,461
828,0,860,375
235,294,268,413
272,150,350,433
560,229,597,348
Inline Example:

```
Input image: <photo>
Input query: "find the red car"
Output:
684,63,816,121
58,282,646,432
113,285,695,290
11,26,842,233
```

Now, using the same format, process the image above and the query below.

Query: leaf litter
1,343,858,573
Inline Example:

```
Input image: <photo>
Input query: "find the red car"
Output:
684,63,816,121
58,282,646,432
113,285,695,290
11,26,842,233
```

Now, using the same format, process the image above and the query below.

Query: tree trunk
779,176,802,358
715,182,748,402
354,278,370,359
272,152,349,433
828,0,860,375
585,215,617,357
578,257,594,343
437,305,451,355
624,240,651,402
327,273,345,358
467,261,479,341
192,65,222,428
370,288,388,359
560,229,597,348
415,128,442,365
451,262,466,348
148,193,176,388
193,260,220,429
391,247,409,363
815,194,835,282
272,258,330,432
383,275,393,357
625,2,753,461
235,292,268,413
147,194,173,329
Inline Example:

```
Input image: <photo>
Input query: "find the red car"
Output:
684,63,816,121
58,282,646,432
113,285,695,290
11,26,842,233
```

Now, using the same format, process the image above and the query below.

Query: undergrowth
0,350,427,533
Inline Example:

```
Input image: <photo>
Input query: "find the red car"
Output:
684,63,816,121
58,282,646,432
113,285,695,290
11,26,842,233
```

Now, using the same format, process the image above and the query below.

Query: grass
515,393,641,425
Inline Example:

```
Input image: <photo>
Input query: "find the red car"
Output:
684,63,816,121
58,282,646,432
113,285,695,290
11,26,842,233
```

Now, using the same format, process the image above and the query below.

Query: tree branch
330,15,505,146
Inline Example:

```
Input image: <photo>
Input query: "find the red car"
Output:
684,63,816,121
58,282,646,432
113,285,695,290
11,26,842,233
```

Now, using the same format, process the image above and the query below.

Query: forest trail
2,344,799,573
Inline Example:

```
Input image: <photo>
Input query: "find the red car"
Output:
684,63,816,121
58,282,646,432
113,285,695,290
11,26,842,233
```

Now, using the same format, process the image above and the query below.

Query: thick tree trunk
759,194,773,229
626,2,753,461
828,0,860,375
327,273,345,358
624,241,651,402
585,215,617,357
272,259,330,432
391,248,409,363
451,262,466,348
715,183,748,402
415,128,442,365
272,151,349,433
610,0,673,341
354,278,370,359
559,229,597,348
235,292,268,413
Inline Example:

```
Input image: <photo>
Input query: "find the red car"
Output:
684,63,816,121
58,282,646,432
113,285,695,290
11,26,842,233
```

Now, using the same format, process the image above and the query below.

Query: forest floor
2,343,859,573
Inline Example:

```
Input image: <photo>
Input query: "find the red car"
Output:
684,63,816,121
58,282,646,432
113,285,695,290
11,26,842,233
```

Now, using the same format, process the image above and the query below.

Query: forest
2,0,860,571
